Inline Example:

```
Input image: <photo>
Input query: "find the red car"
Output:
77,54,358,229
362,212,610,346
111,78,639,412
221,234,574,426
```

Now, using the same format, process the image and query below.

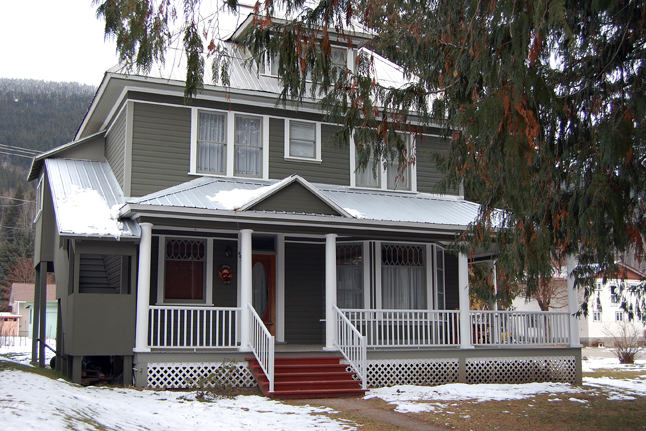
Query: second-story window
235,115,263,177
285,120,321,162
197,111,227,174
353,135,414,191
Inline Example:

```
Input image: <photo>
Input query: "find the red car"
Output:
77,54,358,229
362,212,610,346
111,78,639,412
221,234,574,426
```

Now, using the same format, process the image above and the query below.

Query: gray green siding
105,107,127,188
269,119,350,185
416,134,458,195
130,103,192,197
250,182,342,215
284,242,325,344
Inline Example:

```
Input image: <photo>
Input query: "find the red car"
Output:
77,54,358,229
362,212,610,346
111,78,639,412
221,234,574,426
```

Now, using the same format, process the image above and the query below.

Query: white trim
190,108,198,174
349,133,356,188
284,119,322,162
263,115,270,179
156,235,166,305
190,107,229,176
75,77,112,141
34,175,44,223
124,101,134,196
374,241,382,310
104,101,128,137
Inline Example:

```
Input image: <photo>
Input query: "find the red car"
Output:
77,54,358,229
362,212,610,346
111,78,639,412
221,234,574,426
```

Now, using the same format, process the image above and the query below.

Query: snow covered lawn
2,342,645,430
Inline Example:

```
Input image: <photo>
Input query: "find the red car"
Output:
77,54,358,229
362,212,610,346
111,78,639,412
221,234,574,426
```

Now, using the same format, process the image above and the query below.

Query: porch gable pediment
240,174,351,217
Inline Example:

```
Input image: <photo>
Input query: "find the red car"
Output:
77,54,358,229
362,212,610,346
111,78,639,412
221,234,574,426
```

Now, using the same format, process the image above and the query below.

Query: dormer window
259,47,348,79
259,53,279,77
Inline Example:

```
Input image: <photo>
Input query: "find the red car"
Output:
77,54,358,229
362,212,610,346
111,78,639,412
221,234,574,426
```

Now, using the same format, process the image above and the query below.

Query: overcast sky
0,1,121,87
0,1,256,88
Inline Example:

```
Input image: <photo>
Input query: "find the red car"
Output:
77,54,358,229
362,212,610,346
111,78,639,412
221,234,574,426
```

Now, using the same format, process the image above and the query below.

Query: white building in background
512,262,646,347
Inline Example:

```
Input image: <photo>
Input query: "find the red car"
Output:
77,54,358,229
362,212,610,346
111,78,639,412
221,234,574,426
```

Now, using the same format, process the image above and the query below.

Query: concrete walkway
295,397,446,431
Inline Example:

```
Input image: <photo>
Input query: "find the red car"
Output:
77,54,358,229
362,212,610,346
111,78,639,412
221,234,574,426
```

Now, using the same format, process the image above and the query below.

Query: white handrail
334,305,367,390
341,309,461,348
470,310,570,346
248,303,275,393
148,306,239,348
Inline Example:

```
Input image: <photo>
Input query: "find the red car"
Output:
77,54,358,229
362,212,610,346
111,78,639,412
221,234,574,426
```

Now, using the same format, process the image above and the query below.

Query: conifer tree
95,0,646,312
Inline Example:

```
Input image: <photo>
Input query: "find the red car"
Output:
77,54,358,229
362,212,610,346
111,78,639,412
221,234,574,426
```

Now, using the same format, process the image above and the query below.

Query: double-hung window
192,109,267,179
593,311,602,322
352,134,414,191
235,115,263,177
285,120,321,161
197,111,227,174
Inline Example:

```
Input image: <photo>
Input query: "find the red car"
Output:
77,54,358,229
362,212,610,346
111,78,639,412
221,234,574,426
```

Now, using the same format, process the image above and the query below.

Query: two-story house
28,15,583,396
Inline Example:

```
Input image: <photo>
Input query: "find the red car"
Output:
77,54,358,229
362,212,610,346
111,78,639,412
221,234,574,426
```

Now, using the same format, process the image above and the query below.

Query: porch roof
45,159,140,239
127,175,480,228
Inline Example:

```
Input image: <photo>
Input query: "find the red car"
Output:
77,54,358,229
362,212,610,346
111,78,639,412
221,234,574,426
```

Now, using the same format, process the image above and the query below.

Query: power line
0,225,35,231
0,150,35,159
0,196,36,203
0,144,40,155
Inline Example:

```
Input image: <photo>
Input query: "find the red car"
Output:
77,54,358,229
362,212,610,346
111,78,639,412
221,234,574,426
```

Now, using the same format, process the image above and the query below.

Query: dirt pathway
293,397,446,431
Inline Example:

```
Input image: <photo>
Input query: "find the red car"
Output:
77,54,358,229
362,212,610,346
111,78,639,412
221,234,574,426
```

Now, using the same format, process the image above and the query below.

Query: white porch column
134,222,153,353
325,233,337,350
239,229,253,351
458,253,473,349
567,255,582,347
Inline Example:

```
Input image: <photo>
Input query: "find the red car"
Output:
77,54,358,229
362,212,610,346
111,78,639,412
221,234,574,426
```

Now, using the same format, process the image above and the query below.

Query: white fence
470,311,570,346
148,306,239,348
334,305,367,389
248,303,275,393
341,309,461,348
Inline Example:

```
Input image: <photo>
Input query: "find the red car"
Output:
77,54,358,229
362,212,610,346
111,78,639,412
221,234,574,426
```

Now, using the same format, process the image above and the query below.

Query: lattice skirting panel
466,356,576,384
343,359,460,388
146,362,257,389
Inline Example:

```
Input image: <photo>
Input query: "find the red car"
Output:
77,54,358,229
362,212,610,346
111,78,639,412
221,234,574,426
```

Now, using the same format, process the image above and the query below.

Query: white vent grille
466,356,576,384
146,362,256,389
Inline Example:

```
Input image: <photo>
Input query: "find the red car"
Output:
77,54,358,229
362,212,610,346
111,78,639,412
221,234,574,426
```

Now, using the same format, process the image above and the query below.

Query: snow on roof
45,159,140,239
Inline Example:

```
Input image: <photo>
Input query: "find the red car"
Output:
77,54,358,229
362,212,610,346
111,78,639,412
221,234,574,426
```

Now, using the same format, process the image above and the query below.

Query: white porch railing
248,303,275,393
341,309,461,348
333,305,367,390
470,311,570,346
148,306,239,349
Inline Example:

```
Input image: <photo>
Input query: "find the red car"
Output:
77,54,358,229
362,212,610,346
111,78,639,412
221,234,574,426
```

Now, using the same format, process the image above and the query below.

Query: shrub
603,322,644,364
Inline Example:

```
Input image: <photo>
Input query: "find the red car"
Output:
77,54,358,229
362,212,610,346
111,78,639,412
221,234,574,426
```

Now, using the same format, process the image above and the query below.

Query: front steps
246,356,367,399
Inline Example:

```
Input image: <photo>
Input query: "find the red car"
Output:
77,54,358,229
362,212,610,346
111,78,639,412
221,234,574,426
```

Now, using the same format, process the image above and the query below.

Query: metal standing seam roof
45,159,140,238
128,175,480,227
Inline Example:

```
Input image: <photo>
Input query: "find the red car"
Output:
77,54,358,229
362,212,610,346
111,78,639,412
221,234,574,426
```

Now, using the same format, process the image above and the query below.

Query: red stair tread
246,355,366,399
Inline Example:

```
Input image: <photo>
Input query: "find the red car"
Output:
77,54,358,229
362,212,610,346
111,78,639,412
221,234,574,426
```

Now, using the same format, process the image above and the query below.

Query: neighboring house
9,283,57,339
0,313,20,339
512,262,646,347
28,14,583,394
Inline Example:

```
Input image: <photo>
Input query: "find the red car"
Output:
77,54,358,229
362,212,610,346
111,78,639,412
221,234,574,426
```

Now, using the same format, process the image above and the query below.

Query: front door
252,254,276,335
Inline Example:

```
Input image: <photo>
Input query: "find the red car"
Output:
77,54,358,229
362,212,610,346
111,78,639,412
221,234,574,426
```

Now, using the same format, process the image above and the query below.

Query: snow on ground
365,350,646,414
2,341,646,427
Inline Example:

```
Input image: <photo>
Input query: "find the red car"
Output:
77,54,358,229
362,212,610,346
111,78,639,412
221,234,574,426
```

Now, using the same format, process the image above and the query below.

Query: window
259,53,279,76
285,120,321,161
615,311,624,322
593,311,602,322
381,244,426,309
330,48,347,72
234,115,263,177
610,285,620,305
352,134,414,191
197,111,226,174
191,109,268,179
337,244,363,308
164,238,205,301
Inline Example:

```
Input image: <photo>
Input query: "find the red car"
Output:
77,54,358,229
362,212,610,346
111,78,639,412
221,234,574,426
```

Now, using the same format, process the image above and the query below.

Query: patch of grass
0,359,68,382
404,393,646,430
583,370,646,379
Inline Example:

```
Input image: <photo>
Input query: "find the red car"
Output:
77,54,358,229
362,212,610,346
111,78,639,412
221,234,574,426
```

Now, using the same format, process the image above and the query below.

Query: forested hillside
0,79,95,309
